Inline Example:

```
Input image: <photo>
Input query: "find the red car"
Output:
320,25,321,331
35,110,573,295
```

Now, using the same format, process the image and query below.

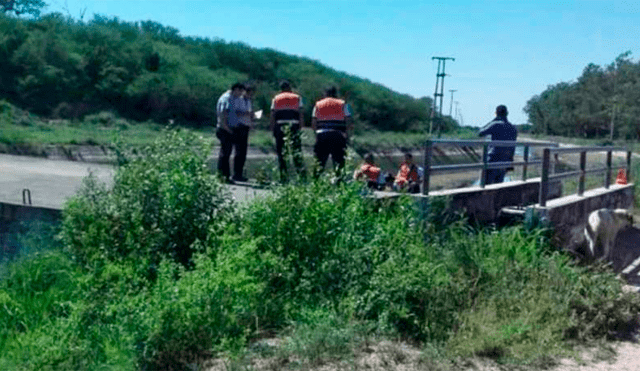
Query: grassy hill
0,12,458,133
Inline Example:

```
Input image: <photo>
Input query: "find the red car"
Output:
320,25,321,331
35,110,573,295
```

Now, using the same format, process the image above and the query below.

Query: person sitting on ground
394,153,421,193
353,153,382,189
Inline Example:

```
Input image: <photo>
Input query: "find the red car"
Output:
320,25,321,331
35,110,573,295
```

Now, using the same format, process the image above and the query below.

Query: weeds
2,129,640,370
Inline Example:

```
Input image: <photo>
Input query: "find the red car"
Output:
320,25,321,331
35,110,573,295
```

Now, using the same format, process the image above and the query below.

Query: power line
429,56,455,135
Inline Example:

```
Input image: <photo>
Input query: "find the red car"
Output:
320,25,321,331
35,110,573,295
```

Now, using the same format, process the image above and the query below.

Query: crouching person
394,152,421,194
354,153,383,189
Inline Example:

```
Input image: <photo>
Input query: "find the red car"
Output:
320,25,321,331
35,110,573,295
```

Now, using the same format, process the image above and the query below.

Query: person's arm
221,110,231,133
311,104,317,131
344,103,353,138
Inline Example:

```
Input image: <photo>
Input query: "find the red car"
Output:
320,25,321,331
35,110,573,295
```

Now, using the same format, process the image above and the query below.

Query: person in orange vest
353,153,382,189
270,80,305,180
311,86,353,175
394,152,421,193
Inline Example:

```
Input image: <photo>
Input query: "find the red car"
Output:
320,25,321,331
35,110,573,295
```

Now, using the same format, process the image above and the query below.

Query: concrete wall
0,201,62,260
527,183,635,250
423,177,562,223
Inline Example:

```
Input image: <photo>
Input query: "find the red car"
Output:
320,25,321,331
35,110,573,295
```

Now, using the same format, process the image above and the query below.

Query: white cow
584,208,634,261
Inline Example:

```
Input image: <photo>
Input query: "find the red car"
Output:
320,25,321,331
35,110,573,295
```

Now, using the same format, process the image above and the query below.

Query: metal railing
421,139,559,195
538,146,632,206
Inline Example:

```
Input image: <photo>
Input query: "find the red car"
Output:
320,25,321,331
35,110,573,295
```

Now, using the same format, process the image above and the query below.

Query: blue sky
45,0,640,127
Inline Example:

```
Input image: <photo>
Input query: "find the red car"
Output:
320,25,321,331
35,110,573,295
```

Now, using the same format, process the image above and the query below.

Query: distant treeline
0,13,457,132
525,52,640,140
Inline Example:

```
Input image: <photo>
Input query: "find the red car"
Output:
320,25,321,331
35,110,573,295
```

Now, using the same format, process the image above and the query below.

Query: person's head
404,152,413,164
364,153,375,164
279,80,292,92
324,86,338,98
244,85,255,98
496,105,508,118
231,82,245,97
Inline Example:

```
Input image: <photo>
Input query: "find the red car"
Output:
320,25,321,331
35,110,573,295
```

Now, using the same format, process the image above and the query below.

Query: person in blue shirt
478,105,518,184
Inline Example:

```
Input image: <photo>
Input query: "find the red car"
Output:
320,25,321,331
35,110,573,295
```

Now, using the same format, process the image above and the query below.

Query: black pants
314,130,347,174
484,166,507,185
274,123,304,179
216,126,249,179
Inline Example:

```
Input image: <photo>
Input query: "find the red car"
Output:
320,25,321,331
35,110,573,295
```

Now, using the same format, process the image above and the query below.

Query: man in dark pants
270,80,305,181
311,86,353,176
478,105,518,185
216,82,249,183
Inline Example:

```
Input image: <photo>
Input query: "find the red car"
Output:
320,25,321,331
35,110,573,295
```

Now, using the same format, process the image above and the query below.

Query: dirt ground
204,334,640,371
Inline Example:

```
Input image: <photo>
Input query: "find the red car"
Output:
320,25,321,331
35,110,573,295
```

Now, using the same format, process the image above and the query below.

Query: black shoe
233,175,249,182
224,177,235,185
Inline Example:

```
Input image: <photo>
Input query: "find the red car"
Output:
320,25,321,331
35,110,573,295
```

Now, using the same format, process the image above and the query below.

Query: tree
1,0,46,17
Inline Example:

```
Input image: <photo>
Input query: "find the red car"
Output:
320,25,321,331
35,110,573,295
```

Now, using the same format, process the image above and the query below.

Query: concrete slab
0,154,114,209
0,154,267,210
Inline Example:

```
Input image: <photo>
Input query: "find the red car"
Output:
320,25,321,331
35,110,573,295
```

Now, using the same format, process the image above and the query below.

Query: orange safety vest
272,92,302,124
358,163,381,182
314,97,347,130
395,162,419,186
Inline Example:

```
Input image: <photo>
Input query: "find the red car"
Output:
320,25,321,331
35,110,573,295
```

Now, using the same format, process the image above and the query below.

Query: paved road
0,154,267,209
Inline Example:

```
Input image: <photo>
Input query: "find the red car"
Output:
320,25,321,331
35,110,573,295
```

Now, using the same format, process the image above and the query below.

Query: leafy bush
60,129,232,278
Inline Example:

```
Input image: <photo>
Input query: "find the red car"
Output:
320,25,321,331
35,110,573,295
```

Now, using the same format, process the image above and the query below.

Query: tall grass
1,129,639,370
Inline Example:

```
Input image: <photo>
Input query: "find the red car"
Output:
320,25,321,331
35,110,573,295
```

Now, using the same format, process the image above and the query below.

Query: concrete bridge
404,139,638,282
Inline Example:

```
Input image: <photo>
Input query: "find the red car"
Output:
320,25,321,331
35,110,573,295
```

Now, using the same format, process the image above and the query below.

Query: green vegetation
1,130,639,370
525,51,640,140
0,11,451,134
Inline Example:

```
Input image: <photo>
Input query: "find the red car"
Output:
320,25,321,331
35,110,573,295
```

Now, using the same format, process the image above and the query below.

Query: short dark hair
279,80,291,91
325,86,338,98
496,105,508,117
231,82,245,91
364,153,374,163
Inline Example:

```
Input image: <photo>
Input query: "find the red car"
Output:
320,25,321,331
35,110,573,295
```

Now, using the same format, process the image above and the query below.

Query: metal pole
422,140,432,195
578,151,586,196
480,144,488,188
448,89,457,117
522,145,529,181
540,148,550,207
605,150,612,189
429,56,454,135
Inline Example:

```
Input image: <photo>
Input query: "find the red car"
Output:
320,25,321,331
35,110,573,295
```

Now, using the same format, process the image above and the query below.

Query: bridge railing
539,146,632,206
421,139,559,195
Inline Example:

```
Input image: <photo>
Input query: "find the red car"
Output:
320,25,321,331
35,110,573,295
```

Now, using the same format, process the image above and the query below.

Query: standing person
216,82,248,183
478,104,518,185
311,86,353,175
270,80,305,180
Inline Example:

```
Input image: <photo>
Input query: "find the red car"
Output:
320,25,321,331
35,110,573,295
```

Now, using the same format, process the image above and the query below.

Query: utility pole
429,56,455,135
448,89,457,117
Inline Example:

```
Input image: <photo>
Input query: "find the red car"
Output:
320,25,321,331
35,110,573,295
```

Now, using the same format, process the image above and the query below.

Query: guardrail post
605,150,612,189
422,140,432,196
480,144,488,188
578,151,586,196
22,189,32,205
540,148,550,207
522,145,529,181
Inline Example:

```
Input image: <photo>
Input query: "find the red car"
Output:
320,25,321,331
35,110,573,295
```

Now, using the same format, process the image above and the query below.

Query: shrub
60,129,233,279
